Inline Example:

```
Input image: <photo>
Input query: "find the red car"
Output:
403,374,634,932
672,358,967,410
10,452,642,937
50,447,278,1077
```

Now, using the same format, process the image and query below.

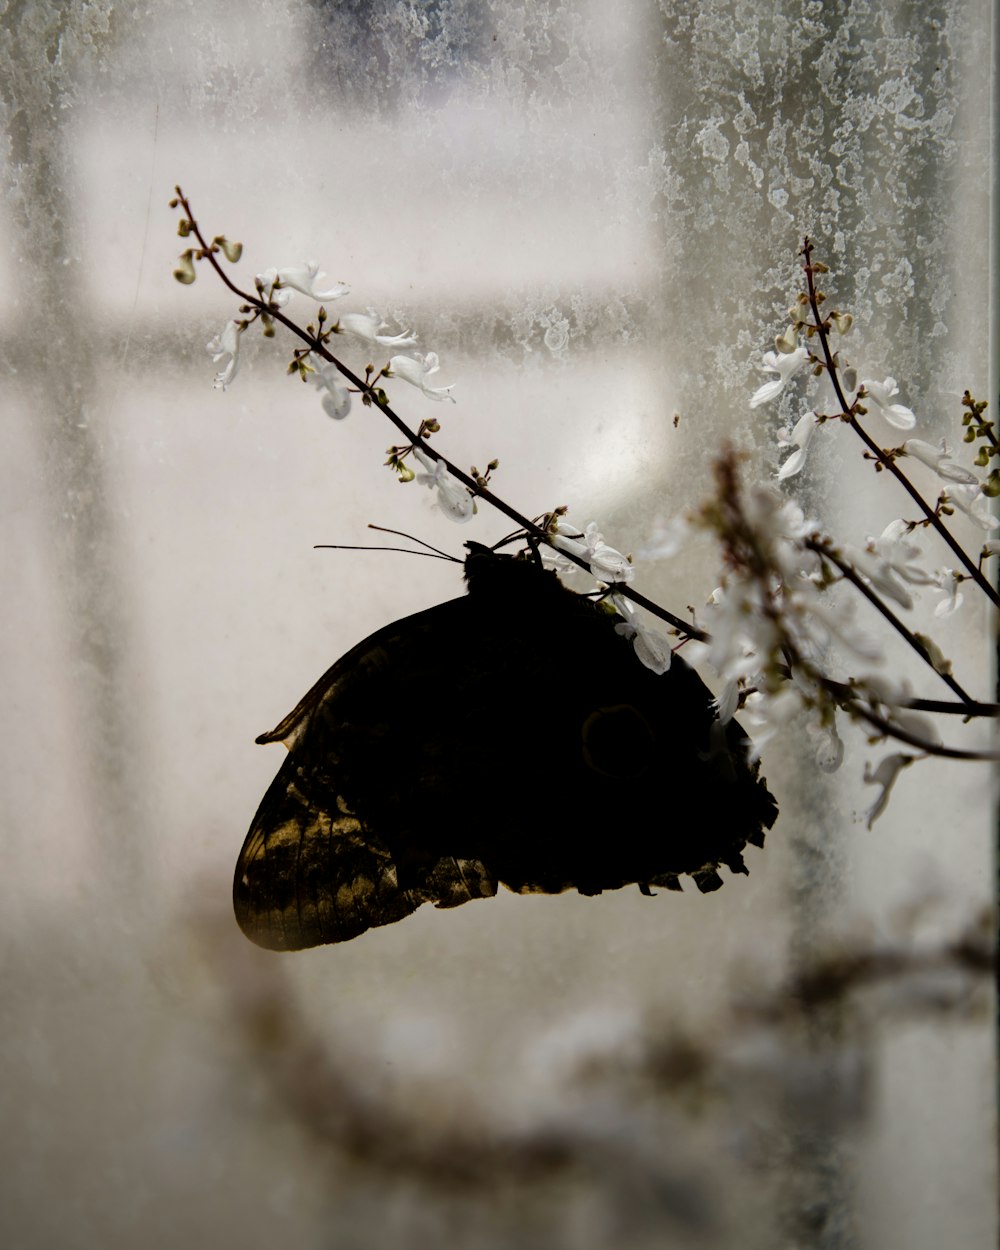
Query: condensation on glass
0,3,994,1248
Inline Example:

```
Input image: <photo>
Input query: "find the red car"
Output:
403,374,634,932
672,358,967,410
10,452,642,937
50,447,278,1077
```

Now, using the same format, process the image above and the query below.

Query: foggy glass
1,2,994,1248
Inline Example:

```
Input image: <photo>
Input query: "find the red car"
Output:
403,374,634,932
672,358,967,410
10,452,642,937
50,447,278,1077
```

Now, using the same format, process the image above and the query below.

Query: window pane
1,3,994,1248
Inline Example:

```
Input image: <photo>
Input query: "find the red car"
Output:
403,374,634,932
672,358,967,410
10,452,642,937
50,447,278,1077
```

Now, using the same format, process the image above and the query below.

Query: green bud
214,236,243,263
172,250,196,284
982,471,1000,498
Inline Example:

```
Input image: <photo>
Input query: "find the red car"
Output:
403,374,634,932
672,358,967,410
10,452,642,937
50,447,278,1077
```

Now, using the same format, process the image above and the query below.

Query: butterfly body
234,544,778,949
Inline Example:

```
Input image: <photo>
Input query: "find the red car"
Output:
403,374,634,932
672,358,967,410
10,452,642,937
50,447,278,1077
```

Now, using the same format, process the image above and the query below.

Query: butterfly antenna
490,528,533,554
367,525,460,562
314,526,461,564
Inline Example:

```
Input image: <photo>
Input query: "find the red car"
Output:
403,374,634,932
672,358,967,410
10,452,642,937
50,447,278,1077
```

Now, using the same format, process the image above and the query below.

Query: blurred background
0,2,995,1247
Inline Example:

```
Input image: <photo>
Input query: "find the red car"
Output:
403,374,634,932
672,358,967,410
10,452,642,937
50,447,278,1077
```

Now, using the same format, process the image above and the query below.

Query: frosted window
1,2,994,1247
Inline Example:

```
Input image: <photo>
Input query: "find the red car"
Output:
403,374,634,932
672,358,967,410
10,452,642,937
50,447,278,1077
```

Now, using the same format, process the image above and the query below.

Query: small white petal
777,446,809,480
863,753,914,829
436,476,475,522
750,378,784,408
632,625,672,674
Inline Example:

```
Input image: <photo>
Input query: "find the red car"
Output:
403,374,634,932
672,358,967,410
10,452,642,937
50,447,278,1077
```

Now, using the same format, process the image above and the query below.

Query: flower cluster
539,520,673,673
680,449,961,824
728,239,999,817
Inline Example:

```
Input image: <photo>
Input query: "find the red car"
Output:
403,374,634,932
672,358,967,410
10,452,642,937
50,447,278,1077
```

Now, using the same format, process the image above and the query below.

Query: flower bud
214,236,243,263
173,250,197,284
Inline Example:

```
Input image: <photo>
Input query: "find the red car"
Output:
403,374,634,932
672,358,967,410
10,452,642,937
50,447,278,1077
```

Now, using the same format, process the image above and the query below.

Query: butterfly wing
234,597,502,950
234,552,778,950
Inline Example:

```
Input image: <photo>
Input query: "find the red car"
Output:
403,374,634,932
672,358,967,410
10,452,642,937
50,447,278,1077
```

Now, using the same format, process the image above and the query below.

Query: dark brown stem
807,538,976,706
841,697,1000,761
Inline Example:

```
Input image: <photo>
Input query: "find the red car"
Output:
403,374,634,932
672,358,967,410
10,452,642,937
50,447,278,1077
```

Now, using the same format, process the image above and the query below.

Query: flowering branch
171,187,703,645
692,449,998,769
799,239,1000,610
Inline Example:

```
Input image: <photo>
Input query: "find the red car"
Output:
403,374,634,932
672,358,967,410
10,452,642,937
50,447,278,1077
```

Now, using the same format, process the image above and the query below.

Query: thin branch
807,538,976,706
841,696,1000,760
903,696,1000,716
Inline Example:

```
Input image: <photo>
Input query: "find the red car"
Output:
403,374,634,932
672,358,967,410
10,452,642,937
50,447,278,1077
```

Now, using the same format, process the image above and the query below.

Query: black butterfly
234,542,778,949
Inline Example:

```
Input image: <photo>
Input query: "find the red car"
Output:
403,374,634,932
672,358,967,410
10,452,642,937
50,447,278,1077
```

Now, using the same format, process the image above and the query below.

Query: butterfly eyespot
234,545,778,948
580,703,656,778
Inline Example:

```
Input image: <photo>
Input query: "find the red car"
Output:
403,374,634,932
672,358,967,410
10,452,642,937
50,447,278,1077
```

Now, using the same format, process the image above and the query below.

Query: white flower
256,262,349,304
339,312,416,348
552,521,635,584
777,411,818,480
310,358,351,420
981,539,1000,559
610,594,672,675
932,569,964,618
750,346,809,408
387,353,456,402
207,319,243,390
861,377,915,429
847,521,936,610
412,448,474,523
901,438,978,484
941,484,999,531
863,753,915,829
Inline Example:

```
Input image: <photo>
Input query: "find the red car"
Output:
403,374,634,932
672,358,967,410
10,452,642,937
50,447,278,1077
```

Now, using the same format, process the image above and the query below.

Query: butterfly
233,542,778,949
